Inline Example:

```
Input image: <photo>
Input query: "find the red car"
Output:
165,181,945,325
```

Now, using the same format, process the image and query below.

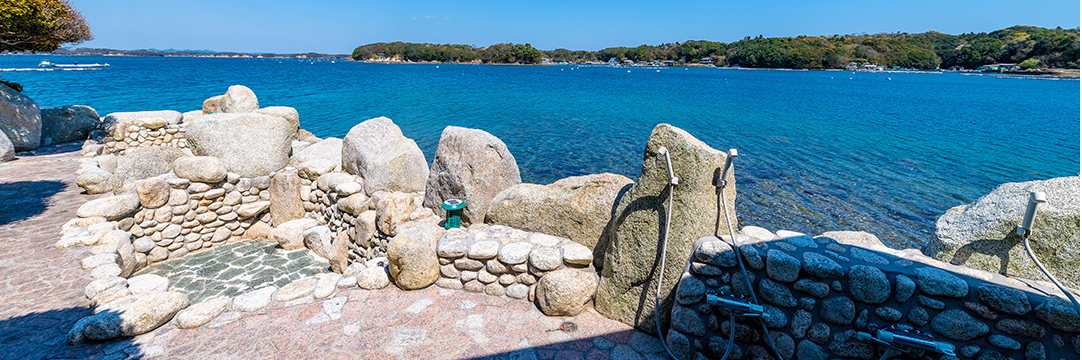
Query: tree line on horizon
351,25,1079,70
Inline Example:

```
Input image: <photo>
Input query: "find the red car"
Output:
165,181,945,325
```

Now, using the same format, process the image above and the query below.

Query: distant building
977,63,1021,72
608,57,618,65
663,60,676,66
623,59,634,65
700,57,714,64
845,62,859,70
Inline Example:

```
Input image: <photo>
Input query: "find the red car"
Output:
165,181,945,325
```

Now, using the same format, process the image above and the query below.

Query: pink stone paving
0,144,668,360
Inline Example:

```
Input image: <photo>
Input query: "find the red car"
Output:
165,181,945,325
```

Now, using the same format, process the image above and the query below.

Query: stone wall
431,224,595,303
665,226,1080,360
293,170,434,264
99,122,189,156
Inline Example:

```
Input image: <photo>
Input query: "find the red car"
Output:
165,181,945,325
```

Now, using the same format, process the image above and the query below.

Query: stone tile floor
134,240,327,304
0,143,668,360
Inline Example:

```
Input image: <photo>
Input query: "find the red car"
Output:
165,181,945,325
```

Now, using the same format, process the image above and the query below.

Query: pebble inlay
133,240,326,303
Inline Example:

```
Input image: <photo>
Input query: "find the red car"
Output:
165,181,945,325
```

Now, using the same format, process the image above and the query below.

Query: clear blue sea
2,55,1078,249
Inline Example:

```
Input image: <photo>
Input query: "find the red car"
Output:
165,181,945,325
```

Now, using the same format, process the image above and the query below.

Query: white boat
38,60,110,68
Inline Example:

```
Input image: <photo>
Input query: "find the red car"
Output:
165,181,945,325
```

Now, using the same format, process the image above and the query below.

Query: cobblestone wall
100,122,189,156
432,224,595,301
666,227,1080,360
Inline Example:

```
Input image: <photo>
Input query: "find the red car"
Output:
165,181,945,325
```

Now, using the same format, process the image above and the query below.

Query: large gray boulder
0,130,13,162
185,113,292,177
111,146,187,192
289,137,342,174
0,83,41,151
171,156,227,183
76,193,141,220
219,85,259,113
101,110,183,134
487,173,632,249
595,124,737,334
387,222,444,290
68,291,189,343
270,172,305,226
536,269,599,316
927,176,1079,288
422,126,521,226
40,105,100,146
255,106,299,136
342,117,428,195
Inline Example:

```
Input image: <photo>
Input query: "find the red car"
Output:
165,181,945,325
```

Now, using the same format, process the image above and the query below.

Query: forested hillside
352,26,1079,69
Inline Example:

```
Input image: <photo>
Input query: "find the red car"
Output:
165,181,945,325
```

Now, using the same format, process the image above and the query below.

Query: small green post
442,199,465,229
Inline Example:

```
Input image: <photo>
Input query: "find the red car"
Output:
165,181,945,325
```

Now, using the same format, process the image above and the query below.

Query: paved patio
0,143,667,360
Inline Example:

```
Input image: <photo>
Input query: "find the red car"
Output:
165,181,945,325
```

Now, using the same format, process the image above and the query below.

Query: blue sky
73,0,1081,54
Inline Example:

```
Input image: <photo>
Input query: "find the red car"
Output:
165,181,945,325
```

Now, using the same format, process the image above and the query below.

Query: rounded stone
529,247,562,271
1033,296,1080,332
274,278,316,302
820,297,855,325
463,280,484,293
895,274,915,303
848,265,890,304
498,241,533,265
793,279,830,298
175,296,229,329
930,309,989,341
132,236,156,253
561,242,593,266
477,269,498,284
172,156,227,183
136,178,171,209
757,278,798,307
467,240,500,260
791,309,812,338
498,274,515,286
802,252,844,279
766,249,801,283
977,285,1032,316
506,283,529,299
357,267,391,290
914,267,969,298
535,269,598,316
695,239,737,268
875,306,902,321
436,238,468,258
989,334,1022,350
676,274,706,305
671,304,707,337
995,319,1046,338
908,307,929,326
484,283,505,297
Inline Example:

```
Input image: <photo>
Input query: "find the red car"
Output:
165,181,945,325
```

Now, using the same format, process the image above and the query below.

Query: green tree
1020,58,1040,69
1,0,93,52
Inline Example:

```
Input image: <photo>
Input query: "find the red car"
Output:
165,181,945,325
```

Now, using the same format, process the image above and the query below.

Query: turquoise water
3,56,1078,248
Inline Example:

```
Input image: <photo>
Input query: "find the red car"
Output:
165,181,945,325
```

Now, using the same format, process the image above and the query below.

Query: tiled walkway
0,144,666,360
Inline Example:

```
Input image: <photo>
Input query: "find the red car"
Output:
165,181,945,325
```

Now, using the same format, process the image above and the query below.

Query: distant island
23,48,350,59
352,25,1079,71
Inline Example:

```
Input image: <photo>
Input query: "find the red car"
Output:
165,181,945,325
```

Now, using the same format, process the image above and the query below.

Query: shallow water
3,56,1078,248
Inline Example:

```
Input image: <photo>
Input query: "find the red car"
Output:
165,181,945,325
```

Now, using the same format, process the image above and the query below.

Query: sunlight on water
3,56,1078,249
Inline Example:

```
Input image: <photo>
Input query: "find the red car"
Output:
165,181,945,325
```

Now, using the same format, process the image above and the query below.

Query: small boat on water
38,60,110,68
